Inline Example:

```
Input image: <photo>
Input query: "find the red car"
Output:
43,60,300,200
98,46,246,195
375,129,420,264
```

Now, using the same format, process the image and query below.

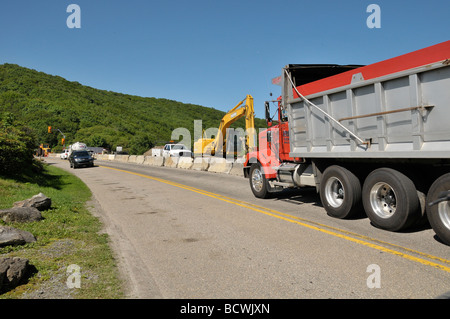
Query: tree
87,134,109,149
0,112,37,175
129,134,154,155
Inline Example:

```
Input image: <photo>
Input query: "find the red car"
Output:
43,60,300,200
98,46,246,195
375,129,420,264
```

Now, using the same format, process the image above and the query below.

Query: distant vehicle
60,149,70,160
68,142,87,157
68,150,94,168
162,144,192,157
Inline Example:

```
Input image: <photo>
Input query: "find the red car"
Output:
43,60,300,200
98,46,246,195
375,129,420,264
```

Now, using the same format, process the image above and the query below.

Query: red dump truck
244,41,450,245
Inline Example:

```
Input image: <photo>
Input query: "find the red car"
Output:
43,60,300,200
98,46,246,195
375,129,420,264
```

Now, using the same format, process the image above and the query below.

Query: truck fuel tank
273,163,316,187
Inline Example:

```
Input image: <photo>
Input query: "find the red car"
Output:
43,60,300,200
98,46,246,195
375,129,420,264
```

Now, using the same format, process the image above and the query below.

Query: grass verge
0,161,124,298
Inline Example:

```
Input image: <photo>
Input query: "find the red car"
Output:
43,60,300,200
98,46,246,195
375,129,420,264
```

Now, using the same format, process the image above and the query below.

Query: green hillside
0,63,266,154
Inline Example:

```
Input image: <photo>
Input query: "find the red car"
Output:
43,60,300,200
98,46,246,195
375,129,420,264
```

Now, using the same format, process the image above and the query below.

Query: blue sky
1,0,449,119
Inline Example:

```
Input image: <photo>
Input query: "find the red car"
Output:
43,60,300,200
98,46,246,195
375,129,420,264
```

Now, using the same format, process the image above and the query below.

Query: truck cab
244,65,362,193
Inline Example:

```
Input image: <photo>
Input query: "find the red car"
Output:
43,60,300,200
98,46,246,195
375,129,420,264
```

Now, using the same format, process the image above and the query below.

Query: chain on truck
243,40,450,245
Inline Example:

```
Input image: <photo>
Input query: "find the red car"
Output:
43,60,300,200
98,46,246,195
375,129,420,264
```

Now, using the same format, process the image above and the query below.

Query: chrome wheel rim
369,182,397,218
324,177,344,208
251,168,263,192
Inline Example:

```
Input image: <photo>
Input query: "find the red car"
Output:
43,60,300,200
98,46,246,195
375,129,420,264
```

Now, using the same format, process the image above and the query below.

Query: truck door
267,127,281,162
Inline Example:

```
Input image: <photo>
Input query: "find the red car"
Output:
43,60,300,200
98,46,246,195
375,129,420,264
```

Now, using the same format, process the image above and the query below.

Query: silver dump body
284,59,450,159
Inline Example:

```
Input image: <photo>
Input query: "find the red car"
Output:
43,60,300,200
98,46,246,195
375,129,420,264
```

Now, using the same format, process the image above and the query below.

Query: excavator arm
194,95,256,157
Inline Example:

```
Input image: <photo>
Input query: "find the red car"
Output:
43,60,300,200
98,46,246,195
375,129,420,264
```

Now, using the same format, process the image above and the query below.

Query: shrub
0,112,37,175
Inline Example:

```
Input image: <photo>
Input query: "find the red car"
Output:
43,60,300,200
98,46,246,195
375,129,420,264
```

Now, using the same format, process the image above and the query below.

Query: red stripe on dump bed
294,40,450,98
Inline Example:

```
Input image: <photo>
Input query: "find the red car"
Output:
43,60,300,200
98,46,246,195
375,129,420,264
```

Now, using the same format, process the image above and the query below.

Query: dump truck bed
285,41,450,159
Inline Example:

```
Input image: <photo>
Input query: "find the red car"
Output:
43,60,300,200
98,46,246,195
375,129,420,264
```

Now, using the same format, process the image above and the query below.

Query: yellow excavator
194,95,257,157
37,144,51,157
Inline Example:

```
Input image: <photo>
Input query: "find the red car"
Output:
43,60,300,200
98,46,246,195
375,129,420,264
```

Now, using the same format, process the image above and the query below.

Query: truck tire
249,163,271,199
426,173,450,245
320,165,362,219
362,168,420,231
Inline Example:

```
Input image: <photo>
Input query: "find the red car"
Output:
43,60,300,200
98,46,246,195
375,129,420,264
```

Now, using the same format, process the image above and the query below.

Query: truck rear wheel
362,168,420,231
426,173,450,245
249,163,271,199
320,165,362,219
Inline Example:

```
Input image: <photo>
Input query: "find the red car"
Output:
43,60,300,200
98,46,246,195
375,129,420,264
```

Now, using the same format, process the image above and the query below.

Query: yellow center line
100,165,450,273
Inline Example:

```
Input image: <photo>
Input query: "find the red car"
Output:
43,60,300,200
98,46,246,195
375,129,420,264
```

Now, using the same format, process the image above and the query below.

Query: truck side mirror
265,101,272,127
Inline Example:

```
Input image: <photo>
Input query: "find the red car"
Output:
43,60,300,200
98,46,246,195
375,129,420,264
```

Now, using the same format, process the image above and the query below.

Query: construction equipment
194,95,257,157
37,144,51,157
244,40,450,245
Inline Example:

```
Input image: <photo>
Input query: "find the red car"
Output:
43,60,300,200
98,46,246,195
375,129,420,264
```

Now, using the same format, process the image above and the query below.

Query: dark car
69,150,94,168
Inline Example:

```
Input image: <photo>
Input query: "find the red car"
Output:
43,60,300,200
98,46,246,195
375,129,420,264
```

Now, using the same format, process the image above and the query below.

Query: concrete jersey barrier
91,153,245,177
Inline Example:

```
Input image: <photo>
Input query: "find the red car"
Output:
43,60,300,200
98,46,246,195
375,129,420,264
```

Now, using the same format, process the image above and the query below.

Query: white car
60,149,70,160
162,144,192,157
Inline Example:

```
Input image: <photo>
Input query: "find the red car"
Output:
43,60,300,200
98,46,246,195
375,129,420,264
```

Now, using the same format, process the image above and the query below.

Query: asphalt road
45,157,450,299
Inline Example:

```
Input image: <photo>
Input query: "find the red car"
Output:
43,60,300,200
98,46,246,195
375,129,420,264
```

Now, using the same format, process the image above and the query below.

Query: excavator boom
194,95,256,157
